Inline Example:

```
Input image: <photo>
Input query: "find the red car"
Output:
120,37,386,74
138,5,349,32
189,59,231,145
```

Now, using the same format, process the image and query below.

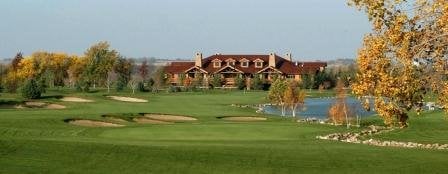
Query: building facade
164,52,326,88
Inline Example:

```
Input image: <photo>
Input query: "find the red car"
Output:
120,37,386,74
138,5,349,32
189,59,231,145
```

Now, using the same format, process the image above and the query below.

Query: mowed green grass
1,89,448,174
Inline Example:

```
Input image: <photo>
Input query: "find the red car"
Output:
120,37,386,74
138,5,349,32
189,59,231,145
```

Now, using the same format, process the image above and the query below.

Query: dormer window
254,59,264,68
225,58,236,66
240,58,249,68
212,59,222,68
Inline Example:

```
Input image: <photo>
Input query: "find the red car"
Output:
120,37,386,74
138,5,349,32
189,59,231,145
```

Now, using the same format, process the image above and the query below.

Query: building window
241,61,248,67
255,62,263,68
228,61,235,66
213,62,221,68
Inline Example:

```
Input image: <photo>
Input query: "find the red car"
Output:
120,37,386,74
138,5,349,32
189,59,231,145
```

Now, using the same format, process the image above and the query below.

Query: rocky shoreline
317,125,448,150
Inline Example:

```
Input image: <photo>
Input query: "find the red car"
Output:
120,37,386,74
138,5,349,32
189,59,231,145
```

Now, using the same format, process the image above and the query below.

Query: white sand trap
25,102,46,107
103,116,129,123
107,96,148,103
68,120,124,127
15,102,66,109
133,117,173,124
220,116,267,121
61,97,93,102
14,105,25,109
46,104,66,109
144,114,198,122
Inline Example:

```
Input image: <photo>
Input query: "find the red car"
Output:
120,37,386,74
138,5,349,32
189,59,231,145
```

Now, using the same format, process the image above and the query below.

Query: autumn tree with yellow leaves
329,79,355,128
284,80,306,117
350,0,448,128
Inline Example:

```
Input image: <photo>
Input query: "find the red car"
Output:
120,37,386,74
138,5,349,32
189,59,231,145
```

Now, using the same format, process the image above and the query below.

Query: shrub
167,85,181,93
116,77,126,91
137,82,147,92
235,76,246,90
211,75,222,89
75,82,83,92
21,79,42,99
37,77,47,94
251,75,264,90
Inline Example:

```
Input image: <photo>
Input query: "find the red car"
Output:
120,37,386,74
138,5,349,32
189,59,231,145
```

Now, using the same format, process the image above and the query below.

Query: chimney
269,52,276,67
285,53,292,61
195,52,202,67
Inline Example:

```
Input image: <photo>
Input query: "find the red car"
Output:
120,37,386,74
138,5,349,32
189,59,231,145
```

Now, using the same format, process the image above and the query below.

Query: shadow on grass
40,95,64,99
0,100,24,106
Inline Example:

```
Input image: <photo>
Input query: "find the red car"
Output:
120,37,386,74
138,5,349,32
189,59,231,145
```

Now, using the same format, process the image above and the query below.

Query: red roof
164,62,194,74
164,54,326,75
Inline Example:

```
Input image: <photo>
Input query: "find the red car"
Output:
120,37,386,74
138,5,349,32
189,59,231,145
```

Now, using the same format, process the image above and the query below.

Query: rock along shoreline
317,125,448,150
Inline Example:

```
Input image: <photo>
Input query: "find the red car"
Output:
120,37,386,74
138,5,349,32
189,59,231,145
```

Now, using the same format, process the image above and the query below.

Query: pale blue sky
0,0,371,60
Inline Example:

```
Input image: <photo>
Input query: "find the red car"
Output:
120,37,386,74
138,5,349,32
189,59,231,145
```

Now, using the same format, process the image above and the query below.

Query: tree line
0,41,166,98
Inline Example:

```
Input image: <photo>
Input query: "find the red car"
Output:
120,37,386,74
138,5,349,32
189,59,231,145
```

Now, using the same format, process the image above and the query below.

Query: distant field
0,89,447,174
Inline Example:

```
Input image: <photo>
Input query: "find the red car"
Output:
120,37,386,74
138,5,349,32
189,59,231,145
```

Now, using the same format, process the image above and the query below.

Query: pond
263,97,376,119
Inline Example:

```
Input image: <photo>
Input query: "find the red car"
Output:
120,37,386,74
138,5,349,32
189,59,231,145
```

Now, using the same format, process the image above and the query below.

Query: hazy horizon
0,0,371,60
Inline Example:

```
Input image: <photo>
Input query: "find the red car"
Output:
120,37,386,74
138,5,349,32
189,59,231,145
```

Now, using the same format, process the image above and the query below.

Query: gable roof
216,65,244,73
184,66,208,74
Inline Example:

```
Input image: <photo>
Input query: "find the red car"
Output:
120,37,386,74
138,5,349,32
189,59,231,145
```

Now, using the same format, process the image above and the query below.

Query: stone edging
316,125,448,150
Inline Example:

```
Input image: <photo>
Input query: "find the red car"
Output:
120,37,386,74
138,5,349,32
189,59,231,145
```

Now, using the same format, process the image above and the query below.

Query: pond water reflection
263,97,376,119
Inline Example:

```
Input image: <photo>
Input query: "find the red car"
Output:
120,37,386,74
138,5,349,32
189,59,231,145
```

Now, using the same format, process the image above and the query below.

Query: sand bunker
60,97,93,102
25,102,46,107
46,104,66,109
102,116,129,123
133,117,173,124
67,119,124,127
143,114,198,122
218,116,267,121
107,96,148,103
8,102,66,109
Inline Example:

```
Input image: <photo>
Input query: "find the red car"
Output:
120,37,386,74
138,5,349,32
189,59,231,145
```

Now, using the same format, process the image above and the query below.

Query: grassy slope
0,89,447,174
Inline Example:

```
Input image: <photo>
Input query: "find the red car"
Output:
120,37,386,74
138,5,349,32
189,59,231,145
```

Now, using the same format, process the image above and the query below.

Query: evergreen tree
21,79,42,99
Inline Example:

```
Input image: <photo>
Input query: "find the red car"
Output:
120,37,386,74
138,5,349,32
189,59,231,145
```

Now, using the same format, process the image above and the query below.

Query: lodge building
164,52,327,88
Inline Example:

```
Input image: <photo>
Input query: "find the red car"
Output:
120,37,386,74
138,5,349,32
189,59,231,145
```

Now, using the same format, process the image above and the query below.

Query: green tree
235,75,246,90
0,63,7,92
211,75,222,89
84,41,118,89
153,66,167,92
251,75,264,90
314,70,333,89
21,79,42,99
114,57,133,92
300,74,314,90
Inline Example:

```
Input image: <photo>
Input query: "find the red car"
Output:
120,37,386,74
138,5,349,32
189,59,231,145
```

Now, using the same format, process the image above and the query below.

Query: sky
0,0,372,60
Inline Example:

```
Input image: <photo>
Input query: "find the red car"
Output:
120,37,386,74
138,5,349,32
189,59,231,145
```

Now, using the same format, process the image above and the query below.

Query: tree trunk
292,105,296,117
343,103,349,129
281,104,286,116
